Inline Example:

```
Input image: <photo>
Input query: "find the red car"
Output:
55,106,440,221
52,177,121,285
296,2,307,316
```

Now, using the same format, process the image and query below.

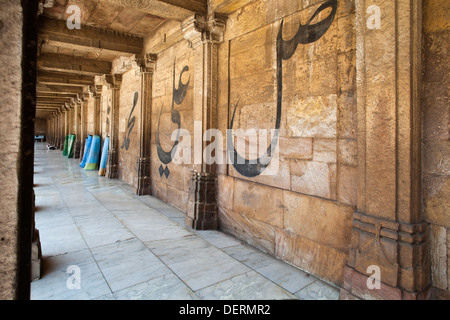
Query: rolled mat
98,136,110,176
80,135,92,168
62,135,69,156
84,135,101,171
67,134,76,158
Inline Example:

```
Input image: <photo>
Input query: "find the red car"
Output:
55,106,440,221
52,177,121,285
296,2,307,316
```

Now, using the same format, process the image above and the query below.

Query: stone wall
0,0,36,299
117,68,141,188
0,0,24,300
86,96,96,136
101,85,113,141
150,40,195,212
212,0,356,286
422,0,450,298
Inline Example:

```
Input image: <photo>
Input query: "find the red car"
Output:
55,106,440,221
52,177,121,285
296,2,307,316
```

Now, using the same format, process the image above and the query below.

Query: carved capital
182,12,226,48
94,84,103,97
136,53,157,74
113,73,123,90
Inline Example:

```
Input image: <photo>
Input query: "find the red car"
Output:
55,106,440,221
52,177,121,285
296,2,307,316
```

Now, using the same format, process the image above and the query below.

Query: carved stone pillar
135,54,156,195
79,90,90,162
73,100,82,159
341,0,429,300
182,13,226,230
94,85,103,136
106,74,122,179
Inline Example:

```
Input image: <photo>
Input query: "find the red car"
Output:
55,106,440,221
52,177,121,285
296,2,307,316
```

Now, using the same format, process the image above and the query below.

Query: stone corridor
31,143,339,300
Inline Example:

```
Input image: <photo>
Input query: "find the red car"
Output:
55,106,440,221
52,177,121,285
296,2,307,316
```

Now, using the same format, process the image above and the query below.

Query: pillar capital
136,53,157,74
181,12,227,48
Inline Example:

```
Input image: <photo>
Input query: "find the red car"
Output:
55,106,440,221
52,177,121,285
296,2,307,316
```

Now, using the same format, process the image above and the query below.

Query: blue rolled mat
84,135,101,171
80,135,92,168
98,136,110,176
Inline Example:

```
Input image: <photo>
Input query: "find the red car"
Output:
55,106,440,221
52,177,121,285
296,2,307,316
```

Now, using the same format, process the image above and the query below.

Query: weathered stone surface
313,139,337,163
233,179,283,228
218,207,276,255
343,267,402,300
0,1,24,300
217,174,234,211
337,165,357,206
275,230,348,286
337,138,357,167
290,160,335,199
430,225,448,290
423,175,450,228
286,94,337,139
283,190,353,252
279,137,313,160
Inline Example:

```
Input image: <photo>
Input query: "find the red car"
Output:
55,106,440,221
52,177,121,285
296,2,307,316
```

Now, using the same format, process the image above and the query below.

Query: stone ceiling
36,0,209,119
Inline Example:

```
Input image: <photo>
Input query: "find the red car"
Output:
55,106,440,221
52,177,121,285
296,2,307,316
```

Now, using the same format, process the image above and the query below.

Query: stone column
73,99,82,159
341,0,429,300
79,90,90,162
58,108,64,149
94,85,103,136
106,74,122,179
134,55,156,195
182,13,226,230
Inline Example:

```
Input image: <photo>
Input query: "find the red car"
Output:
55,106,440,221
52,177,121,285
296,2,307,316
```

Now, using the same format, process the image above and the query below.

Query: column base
341,266,432,300
73,140,81,159
106,149,118,179
186,172,218,230
345,211,431,299
135,157,151,196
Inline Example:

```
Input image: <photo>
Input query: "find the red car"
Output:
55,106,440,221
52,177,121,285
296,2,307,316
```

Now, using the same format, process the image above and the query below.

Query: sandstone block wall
212,0,357,286
422,0,450,297
150,40,195,212
118,68,142,188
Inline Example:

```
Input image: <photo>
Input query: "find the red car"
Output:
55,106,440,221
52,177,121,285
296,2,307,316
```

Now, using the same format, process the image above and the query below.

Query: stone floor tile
195,271,296,300
38,223,88,257
31,250,111,300
294,280,340,300
113,274,200,300
254,260,316,294
90,238,172,292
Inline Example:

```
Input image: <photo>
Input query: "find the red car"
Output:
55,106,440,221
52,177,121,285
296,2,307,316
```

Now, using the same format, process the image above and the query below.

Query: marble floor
31,142,340,300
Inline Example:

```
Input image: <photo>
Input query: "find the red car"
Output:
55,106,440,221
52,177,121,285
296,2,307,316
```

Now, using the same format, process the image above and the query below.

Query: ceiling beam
37,71,95,87
156,0,207,13
37,84,86,95
209,0,254,14
38,53,112,76
39,17,143,56
98,0,205,21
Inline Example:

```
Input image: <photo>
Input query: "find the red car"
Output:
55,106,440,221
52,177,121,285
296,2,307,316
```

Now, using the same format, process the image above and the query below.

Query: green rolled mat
67,134,75,158
62,135,69,156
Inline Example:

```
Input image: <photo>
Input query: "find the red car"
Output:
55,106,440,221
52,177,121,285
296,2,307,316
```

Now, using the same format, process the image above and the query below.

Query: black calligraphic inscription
156,62,190,172
228,0,337,177
121,91,139,150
